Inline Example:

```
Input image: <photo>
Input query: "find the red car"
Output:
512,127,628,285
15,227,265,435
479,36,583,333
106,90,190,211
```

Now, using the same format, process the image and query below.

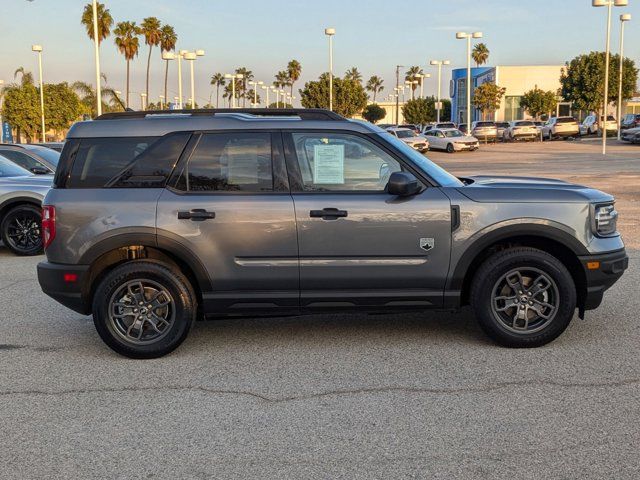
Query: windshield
0,156,31,177
556,117,576,124
395,130,416,139
379,133,464,187
515,121,534,126
25,146,60,166
475,122,495,127
444,130,464,138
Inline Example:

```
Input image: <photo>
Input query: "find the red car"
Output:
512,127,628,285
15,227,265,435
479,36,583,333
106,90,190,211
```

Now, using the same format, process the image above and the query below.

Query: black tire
0,204,43,256
92,261,197,359
446,143,455,154
470,247,576,348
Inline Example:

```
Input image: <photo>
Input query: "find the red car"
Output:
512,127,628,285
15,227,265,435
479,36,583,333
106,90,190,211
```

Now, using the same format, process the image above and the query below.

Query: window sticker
313,144,344,184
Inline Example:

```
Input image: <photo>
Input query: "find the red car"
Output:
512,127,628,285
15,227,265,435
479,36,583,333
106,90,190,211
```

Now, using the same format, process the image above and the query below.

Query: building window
505,96,523,122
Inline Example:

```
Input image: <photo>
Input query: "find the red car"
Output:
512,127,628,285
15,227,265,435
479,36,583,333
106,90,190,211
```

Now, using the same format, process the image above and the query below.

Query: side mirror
387,171,421,197
31,166,50,175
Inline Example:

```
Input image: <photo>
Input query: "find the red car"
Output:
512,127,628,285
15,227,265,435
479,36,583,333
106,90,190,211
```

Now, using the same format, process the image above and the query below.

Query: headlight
592,203,618,236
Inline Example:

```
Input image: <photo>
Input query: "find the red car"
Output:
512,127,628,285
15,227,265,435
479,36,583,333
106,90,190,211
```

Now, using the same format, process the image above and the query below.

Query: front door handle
310,208,348,220
177,209,216,221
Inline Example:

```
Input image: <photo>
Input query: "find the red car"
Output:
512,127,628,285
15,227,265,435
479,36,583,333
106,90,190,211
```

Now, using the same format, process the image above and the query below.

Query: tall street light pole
261,85,270,108
617,13,631,140
592,0,628,155
32,45,45,142
456,31,483,131
430,60,450,122
325,28,335,111
91,0,102,117
140,93,147,110
178,50,187,108
395,65,404,125
249,81,263,107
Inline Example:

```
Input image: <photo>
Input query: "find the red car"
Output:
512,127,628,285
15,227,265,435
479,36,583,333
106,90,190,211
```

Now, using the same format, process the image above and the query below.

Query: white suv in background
542,117,580,140
503,120,539,142
385,127,429,153
580,115,617,136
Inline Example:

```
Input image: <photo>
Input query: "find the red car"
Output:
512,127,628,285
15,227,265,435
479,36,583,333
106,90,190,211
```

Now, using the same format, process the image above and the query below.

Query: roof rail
95,108,345,121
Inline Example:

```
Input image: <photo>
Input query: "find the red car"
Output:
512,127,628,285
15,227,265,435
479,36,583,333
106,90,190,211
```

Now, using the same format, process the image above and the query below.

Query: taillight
42,205,56,249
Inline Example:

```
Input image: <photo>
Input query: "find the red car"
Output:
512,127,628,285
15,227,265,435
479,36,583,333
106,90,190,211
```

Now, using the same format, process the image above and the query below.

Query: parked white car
503,120,539,142
542,117,580,140
386,127,429,152
422,128,479,153
580,115,617,136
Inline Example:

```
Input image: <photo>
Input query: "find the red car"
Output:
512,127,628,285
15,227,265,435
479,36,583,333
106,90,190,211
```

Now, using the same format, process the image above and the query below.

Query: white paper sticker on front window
313,144,344,184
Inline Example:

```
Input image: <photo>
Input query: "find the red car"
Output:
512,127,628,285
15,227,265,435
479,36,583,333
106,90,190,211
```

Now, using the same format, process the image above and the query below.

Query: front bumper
579,249,629,312
454,142,479,151
37,261,92,315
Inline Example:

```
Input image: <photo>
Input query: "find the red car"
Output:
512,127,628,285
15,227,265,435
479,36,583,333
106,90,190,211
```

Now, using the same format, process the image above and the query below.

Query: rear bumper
37,261,91,315
579,249,629,311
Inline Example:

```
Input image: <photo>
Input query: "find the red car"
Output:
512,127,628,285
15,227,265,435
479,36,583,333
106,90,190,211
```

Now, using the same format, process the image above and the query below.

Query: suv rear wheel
1,204,43,256
470,247,576,347
92,261,197,359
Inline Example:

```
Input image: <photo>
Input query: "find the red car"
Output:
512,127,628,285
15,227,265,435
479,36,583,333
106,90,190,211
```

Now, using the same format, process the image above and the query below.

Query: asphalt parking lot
1,140,639,479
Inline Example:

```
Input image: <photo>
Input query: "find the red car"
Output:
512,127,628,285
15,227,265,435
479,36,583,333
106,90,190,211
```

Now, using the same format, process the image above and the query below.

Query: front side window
176,132,273,192
395,130,416,139
291,132,402,192
444,130,463,138
0,156,31,177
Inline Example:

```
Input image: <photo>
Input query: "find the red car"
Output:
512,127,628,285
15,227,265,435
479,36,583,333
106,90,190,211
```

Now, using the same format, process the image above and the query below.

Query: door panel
156,131,298,314
293,190,452,308
285,130,452,309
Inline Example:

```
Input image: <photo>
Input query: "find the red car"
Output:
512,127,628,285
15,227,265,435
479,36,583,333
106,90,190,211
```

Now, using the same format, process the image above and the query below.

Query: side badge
420,238,435,252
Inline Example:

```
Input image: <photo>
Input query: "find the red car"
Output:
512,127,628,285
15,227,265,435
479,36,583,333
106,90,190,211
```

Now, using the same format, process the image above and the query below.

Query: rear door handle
310,208,348,220
177,209,216,221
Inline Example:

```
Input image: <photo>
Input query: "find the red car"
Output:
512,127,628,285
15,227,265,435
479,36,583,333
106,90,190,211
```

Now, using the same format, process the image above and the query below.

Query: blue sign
1,122,12,143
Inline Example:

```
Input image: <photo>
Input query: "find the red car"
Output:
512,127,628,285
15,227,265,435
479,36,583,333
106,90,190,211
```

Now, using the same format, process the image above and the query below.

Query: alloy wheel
490,267,560,334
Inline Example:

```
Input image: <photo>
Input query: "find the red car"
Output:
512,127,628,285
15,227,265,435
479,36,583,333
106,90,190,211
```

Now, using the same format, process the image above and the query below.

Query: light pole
91,0,102,117
617,13,631,140
32,45,45,142
418,73,431,99
184,49,204,110
394,65,405,125
456,31,483,130
225,74,244,108
140,93,147,110
261,85,270,108
592,0,628,154
249,81,263,107
430,60,451,122
325,28,335,111
178,50,187,108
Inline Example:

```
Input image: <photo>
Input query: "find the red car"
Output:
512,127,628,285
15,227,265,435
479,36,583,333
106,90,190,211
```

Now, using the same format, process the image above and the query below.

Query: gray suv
37,109,628,358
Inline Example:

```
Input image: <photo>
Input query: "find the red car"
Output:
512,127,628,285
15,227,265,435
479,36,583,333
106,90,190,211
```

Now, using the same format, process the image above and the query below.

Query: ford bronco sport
37,109,628,358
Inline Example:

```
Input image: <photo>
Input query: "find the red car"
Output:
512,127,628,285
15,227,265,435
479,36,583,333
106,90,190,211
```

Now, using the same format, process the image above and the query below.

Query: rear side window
68,137,158,188
110,132,191,188
175,132,273,192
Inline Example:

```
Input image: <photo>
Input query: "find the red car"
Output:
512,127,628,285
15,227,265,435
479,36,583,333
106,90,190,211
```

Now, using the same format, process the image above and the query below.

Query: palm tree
13,67,34,86
73,75,121,117
345,67,363,84
405,66,424,99
366,76,384,102
472,43,490,67
160,25,177,108
222,82,234,108
235,67,253,107
80,2,113,46
210,73,225,108
113,21,140,108
287,60,302,97
140,17,163,101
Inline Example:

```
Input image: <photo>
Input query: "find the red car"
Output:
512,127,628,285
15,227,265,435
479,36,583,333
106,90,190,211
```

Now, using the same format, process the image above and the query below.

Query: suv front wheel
92,261,197,359
470,247,576,348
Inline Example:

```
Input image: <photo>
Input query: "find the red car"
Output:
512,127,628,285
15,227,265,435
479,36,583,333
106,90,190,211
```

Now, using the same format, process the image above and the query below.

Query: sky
1,0,639,107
